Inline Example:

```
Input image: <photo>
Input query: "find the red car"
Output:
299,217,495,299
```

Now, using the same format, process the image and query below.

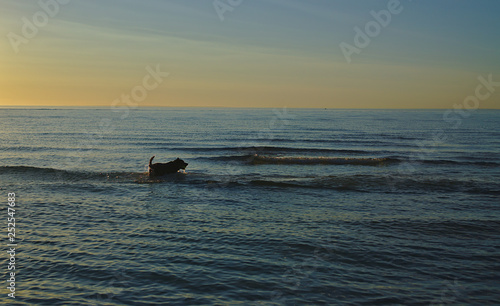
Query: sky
0,0,499,108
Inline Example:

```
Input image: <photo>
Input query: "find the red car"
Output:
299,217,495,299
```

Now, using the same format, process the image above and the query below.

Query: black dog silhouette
148,156,188,177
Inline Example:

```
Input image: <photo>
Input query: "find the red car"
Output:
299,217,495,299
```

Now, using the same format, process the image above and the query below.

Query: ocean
0,107,499,305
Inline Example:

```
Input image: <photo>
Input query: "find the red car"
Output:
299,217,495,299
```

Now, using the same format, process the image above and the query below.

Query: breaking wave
249,155,399,165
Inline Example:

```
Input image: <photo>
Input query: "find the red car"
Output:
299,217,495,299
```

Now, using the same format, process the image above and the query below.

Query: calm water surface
0,108,499,305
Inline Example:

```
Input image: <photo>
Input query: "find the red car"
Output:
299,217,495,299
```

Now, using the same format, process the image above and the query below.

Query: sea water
0,108,499,305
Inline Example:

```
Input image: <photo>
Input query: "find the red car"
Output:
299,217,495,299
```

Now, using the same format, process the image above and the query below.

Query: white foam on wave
250,155,395,165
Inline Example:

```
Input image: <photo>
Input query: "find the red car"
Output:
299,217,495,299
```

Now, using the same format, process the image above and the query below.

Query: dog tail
149,156,155,166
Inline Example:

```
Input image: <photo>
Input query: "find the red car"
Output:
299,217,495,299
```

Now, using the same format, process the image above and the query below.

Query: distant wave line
169,146,370,154
198,154,499,167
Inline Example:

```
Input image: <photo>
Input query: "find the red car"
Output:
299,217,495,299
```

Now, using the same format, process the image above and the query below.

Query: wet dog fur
148,156,188,177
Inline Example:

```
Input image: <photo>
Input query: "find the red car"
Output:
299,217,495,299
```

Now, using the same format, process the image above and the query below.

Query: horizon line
1,105,499,111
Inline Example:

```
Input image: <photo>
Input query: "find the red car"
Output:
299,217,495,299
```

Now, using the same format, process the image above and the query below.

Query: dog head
173,158,188,170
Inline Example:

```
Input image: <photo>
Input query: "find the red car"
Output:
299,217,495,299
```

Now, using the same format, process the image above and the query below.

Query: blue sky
1,0,499,108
